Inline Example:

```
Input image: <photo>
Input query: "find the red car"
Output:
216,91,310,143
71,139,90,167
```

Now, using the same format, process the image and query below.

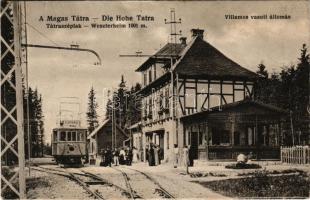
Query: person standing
173,144,179,168
127,147,133,166
119,148,125,165
154,145,159,166
132,147,138,163
183,145,190,174
100,149,105,166
148,143,155,166
113,148,119,166
158,146,163,165
106,147,112,167
188,145,194,167
145,145,149,163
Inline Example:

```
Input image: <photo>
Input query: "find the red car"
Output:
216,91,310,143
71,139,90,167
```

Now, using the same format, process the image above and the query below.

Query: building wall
141,119,178,162
88,122,128,158
96,124,128,153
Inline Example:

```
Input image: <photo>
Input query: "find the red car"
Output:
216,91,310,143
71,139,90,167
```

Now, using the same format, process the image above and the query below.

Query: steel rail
82,170,139,199
111,167,136,200
31,166,105,199
124,167,175,199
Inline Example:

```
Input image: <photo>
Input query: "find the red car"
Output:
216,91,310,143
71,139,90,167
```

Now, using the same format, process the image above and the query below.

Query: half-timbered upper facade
135,29,284,162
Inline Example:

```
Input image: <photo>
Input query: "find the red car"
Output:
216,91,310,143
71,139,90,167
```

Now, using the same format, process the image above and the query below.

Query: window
67,131,72,141
221,130,230,144
53,131,57,142
60,131,66,141
148,97,152,118
153,64,157,80
149,69,152,83
199,132,203,145
72,131,76,141
167,132,169,149
211,128,230,145
165,88,169,108
143,73,147,86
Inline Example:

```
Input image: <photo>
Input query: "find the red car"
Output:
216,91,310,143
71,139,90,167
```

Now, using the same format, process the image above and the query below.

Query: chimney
191,29,204,39
179,37,187,45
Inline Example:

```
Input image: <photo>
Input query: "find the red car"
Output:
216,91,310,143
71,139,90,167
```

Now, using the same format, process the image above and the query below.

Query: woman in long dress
154,145,159,166
132,147,138,163
183,146,190,174
148,144,155,166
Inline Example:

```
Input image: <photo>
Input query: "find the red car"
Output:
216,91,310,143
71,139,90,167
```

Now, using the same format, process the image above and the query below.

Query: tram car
52,120,87,165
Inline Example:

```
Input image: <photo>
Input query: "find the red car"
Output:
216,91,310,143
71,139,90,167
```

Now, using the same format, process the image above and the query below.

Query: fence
281,146,310,164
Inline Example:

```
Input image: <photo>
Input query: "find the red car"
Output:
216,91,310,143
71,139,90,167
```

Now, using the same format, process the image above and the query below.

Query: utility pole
1,2,26,198
165,8,182,147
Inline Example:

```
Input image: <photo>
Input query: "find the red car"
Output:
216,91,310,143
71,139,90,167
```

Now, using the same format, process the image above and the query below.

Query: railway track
31,166,105,199
113,167,175,199
111,167,138,199
126,167,175,199
81,170,139,199
32,165,139,199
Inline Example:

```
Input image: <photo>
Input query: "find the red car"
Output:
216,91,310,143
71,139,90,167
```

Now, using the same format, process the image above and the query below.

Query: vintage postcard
1,0,309,199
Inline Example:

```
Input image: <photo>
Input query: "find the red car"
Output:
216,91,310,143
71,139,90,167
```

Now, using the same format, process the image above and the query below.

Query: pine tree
86,87,99,134
255,62,270,103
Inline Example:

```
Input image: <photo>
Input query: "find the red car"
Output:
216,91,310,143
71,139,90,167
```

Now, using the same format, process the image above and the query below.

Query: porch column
230,114,235,146
206,123,209,160
142,131,146,162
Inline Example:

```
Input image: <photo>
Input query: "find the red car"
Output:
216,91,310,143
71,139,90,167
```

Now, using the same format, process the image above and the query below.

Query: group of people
100,144,195,169
145,143,164,166
100,146,140,167
173,144,195,168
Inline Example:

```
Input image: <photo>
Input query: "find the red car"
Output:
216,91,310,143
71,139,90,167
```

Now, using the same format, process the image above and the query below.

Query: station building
134,29,287,163
87,118,129,158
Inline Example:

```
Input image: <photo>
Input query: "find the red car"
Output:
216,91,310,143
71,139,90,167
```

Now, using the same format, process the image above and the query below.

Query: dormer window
143,72,147,86
149,69,152,83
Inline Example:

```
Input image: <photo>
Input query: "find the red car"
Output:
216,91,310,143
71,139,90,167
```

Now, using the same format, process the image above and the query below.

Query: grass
199,171,309,198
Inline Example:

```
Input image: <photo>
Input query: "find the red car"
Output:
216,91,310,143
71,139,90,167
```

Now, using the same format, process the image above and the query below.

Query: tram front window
60,131,66,141
77,132,81,141
72,131,76,141
53,131,57,142
67,132,72,141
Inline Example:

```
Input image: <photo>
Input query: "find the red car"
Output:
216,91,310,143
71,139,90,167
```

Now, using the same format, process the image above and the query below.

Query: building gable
174,37,257,80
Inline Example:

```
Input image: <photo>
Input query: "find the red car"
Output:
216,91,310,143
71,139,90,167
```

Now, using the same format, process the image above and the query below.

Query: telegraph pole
164,8,182,147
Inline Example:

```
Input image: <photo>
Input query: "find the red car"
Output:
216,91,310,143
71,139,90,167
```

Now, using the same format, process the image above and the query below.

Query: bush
225,163,262,169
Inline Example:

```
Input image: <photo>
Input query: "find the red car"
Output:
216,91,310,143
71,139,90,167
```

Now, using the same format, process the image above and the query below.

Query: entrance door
159,132,165,160
190,132,199,159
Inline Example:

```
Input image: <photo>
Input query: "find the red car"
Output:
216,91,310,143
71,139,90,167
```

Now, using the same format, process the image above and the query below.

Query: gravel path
27,169,90,199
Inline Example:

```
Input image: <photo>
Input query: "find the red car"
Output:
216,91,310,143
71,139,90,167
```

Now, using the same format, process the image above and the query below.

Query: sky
25,1,310,143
